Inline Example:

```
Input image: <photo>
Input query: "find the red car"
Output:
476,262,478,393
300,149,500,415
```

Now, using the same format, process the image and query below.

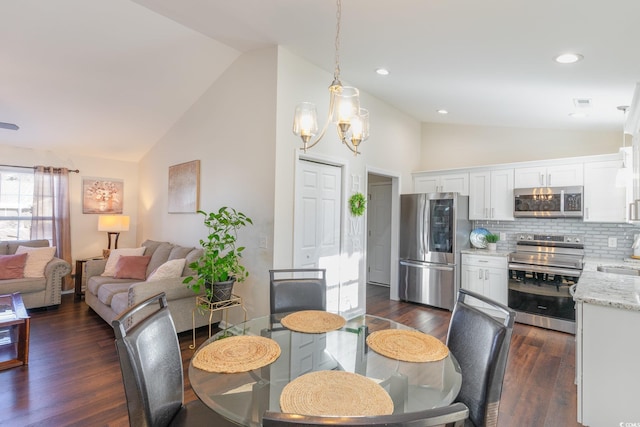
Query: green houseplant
485,233,499,251
184,207,253,302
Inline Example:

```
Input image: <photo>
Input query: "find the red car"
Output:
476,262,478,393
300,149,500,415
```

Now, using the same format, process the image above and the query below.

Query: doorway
367,176,392,287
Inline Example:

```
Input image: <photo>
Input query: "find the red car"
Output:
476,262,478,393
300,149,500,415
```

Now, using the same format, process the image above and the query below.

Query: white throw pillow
102,247,146,277
147,258,186,282
15,246,56,278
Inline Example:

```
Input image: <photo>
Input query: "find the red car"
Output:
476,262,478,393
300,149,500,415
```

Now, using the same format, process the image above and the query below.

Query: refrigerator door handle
399,260,455,271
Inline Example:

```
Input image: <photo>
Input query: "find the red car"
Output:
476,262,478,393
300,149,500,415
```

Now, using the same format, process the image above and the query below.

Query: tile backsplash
472,218,640,259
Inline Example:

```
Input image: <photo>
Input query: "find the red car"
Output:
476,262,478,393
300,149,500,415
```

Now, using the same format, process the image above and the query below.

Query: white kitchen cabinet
576,302,640,425
514,163,583,188
469,169,514,220
583,159,626,222
461,253,508,316
413,172,469,195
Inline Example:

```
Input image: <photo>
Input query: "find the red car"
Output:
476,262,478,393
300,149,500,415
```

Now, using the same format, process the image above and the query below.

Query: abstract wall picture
82,178,124,214
168,160,200,213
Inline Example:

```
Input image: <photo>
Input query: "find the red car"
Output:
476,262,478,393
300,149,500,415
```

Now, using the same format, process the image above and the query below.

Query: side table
190,294,247,349
74,256,104,300
0,293,30,370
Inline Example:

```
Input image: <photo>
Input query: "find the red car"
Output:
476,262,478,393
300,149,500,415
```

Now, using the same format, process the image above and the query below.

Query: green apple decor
349,192,367,217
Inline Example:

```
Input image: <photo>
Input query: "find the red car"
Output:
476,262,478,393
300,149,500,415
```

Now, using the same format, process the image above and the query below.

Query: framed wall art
168,160,200,213
82,177,124,214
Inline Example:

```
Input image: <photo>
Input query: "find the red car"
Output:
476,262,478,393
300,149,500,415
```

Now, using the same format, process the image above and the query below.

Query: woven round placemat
192,335,281,373
280,370,394,416
366,329,449,362
281,310,346,333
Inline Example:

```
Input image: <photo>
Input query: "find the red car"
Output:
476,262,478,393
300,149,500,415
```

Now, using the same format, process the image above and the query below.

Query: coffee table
0,293,30,370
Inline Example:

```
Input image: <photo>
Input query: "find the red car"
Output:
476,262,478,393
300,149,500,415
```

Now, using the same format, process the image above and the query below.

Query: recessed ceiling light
437,109,448,115
555,53,584,64
375,68,389,76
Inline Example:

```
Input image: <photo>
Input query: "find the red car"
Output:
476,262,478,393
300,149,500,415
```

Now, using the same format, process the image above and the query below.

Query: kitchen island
573,260,640,426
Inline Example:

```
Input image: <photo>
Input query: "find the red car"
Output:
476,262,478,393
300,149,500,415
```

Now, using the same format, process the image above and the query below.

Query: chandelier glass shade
292,0,369,155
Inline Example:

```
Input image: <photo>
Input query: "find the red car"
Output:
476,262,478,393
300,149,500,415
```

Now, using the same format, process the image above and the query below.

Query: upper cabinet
413,172,469,195
469,169,514,221
514,163,583,188
583,159,626,223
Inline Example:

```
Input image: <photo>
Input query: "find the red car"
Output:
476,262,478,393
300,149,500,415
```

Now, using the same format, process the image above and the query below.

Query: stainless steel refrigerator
399,193,470,310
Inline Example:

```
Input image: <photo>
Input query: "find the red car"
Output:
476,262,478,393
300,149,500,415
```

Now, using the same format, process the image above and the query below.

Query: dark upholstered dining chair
112,292,236,427
445,289,516,427
262,402,469,427
269,268,327,314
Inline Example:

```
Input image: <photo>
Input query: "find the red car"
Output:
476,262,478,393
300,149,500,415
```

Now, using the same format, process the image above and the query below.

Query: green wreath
349,192,367,216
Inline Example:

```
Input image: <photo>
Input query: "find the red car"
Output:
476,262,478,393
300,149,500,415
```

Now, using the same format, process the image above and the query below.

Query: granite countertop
460,248,510,257
574,258,640,311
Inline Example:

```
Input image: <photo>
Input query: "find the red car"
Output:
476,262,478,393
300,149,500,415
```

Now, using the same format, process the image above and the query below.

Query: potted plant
184,207,253,302
485,233,499,251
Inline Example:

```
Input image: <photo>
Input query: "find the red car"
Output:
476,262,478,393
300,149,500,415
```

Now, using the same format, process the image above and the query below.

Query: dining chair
112,292,236,427
262,402,469,426
269,268,327,314
445,289,516,427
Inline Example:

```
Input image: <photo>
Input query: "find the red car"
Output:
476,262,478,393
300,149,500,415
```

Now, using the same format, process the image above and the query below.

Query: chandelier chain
333,0,342,82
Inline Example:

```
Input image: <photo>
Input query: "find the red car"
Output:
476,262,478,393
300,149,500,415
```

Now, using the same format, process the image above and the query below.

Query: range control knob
527,234,534,240
574,238,581,243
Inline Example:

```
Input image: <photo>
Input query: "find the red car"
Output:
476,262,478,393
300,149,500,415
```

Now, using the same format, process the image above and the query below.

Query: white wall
421,122,621,170
274,47,422,315
0,144,139,288
137,47,277,320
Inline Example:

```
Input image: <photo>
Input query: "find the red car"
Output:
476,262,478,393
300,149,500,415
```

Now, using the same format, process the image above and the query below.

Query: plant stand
190,294,247,350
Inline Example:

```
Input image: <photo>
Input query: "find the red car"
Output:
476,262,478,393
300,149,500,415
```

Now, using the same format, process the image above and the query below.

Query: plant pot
205,278,236,302
487,242,497,251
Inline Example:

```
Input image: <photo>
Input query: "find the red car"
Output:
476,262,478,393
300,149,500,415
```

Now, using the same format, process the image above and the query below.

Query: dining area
111,269,516,427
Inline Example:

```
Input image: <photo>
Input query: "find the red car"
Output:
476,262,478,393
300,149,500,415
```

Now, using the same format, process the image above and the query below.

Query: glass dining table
188,313,462,427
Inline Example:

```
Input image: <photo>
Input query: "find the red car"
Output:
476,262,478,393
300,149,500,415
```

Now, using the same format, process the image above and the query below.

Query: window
0,168,34,240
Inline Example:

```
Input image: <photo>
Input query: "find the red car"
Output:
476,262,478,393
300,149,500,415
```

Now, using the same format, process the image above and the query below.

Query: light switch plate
608,237,617,248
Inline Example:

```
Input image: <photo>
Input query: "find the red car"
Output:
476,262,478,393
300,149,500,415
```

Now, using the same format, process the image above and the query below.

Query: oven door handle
508,262,582,277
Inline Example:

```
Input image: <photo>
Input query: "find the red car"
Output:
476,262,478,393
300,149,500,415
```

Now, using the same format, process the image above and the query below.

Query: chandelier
292,0,369,156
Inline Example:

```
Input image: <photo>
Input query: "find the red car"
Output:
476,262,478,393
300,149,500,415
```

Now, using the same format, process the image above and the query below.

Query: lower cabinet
576,302,640,425
460,253,508,315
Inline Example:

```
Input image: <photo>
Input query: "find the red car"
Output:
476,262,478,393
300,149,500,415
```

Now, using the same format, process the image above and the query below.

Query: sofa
84,239,210,333
0,239,72,309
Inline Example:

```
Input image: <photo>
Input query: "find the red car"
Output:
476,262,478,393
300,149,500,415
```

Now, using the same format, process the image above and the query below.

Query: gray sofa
84,239,210,333
0,239,71,309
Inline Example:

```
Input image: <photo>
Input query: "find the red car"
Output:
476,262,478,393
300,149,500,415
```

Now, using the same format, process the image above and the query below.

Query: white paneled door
367,182,391,286
294,160,342,312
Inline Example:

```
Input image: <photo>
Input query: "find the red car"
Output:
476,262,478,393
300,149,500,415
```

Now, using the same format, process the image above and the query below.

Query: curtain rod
0,164,80,173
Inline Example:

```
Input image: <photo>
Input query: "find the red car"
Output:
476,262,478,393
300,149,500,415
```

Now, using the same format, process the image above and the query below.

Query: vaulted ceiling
2,0,639,161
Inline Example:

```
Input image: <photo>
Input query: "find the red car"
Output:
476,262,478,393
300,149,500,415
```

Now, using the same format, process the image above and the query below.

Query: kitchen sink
596,265,640,276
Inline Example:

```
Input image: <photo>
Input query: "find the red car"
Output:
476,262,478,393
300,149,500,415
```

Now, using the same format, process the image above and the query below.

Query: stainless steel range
508,233,584,334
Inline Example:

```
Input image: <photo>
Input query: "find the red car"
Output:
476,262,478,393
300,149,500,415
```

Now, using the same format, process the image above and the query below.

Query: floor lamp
98,215,130,251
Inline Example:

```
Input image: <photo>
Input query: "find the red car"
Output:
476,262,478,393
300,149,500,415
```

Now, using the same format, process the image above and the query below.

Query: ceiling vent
573,98,592,109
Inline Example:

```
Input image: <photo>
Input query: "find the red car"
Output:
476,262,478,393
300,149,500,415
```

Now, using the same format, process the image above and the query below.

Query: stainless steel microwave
514,186,583,218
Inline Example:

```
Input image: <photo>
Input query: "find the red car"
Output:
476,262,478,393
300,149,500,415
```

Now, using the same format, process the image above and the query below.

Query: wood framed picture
168,160,200,213
82,177,124,214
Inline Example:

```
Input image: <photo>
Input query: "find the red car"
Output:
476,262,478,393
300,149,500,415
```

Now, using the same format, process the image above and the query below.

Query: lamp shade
98,215,130,232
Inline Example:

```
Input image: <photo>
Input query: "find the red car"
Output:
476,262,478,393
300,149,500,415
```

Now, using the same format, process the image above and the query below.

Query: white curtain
31,166,72,288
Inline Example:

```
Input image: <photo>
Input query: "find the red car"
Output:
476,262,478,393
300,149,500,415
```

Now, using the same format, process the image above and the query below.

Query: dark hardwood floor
0,287,580,427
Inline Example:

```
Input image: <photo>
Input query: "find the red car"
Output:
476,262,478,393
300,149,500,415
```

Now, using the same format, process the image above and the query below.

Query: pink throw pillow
113,256,151,280
0,253,28,279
